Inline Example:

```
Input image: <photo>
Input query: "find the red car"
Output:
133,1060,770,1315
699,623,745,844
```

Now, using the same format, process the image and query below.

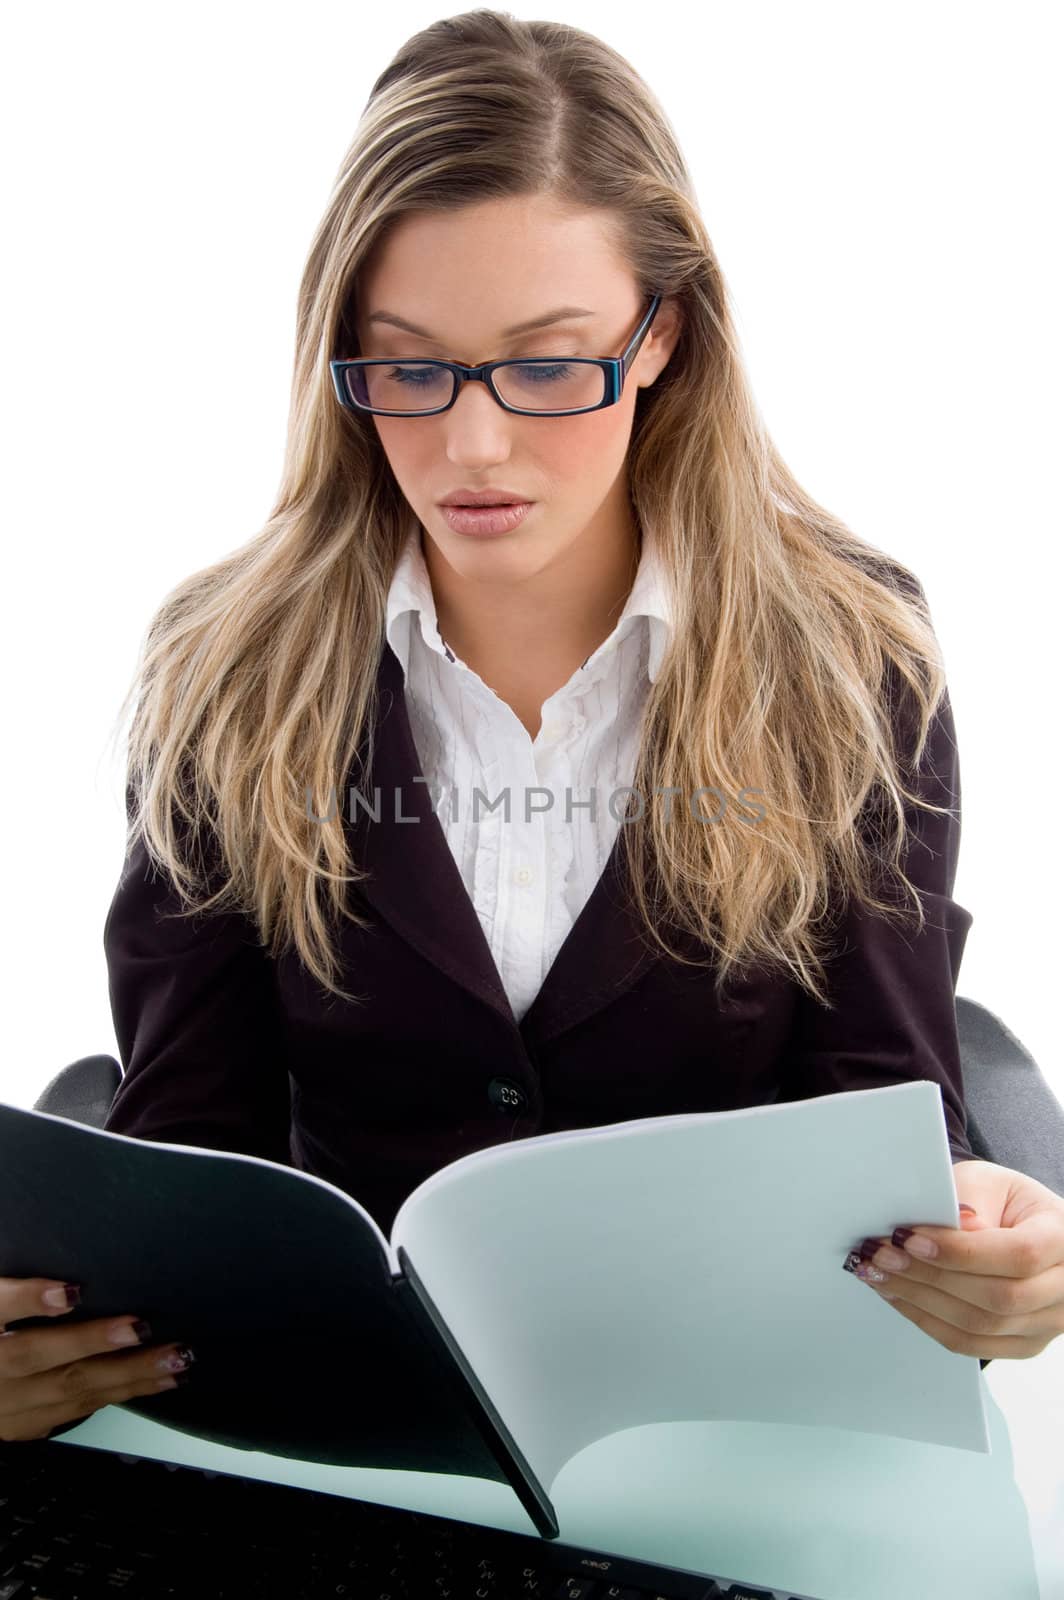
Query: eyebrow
365,305,596,342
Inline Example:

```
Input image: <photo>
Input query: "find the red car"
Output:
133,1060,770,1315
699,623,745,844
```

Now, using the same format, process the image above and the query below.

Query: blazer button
487,1077,528,1114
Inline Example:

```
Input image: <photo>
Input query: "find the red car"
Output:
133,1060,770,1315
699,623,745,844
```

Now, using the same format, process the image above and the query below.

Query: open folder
0,1080,987,1540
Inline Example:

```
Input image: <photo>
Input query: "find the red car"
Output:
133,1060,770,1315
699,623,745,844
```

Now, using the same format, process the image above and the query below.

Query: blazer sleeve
102,794,294,1168
779,673,977,1165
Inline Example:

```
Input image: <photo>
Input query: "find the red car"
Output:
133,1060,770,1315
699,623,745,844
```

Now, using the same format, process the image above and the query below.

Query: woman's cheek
547,405,630,483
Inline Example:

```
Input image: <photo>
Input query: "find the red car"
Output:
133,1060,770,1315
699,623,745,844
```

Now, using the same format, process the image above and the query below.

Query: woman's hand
844,1159,1064,1360
0,1276,194,1442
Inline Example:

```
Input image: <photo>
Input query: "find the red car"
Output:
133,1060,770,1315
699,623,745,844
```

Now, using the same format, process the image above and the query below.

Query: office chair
31,996,1064,1199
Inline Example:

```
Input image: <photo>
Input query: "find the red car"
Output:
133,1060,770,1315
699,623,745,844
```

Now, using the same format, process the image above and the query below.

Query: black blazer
103,640,976,1235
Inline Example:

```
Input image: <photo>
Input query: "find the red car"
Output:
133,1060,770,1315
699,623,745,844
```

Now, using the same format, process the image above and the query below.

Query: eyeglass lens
345,360,608,414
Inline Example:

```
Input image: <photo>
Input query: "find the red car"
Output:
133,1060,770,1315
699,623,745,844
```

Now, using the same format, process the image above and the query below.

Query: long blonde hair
109,8,956,1009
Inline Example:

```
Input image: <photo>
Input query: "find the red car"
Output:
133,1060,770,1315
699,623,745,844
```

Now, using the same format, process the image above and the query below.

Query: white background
3,3,1063,1588
3,3,1060,1109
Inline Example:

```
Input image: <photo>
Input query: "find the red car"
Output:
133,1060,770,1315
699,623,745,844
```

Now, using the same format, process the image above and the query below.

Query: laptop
0,1430,831,1600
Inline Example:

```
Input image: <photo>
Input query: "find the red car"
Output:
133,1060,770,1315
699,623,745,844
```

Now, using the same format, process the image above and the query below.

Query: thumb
958,1203,991,1231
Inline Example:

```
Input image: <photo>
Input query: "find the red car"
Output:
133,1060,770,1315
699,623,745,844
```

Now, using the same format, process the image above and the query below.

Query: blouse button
514,865,533,886
487,1078,528,1114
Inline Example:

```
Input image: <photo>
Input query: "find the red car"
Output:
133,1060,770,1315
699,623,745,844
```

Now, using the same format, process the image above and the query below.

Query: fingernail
156,1345,196,1373
42,1283,81,1310
108,1318,152,1346
903,1234,938,1259
156,1368,192,1390
959,1204,977,1215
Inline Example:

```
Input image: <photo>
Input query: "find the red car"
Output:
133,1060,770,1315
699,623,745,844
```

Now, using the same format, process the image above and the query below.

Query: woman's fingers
0,1275,86,1332
14,1364,183,1444
0,1275,190,1443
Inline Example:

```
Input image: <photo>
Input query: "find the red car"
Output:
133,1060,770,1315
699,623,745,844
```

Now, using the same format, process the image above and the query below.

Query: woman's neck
423,507,642,735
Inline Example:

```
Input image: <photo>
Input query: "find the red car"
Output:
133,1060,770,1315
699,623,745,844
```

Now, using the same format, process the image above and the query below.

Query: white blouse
384,524,673,1023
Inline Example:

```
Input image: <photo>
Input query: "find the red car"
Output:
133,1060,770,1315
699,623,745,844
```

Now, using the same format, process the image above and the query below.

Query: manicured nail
902,1234,938,1259
108,1318,152,1346
873,1245,910,1271
156,1345,196,1373
842,1252,887,1283
42,1283,81,1310
855,1238,909,1271
156,1369,192,1391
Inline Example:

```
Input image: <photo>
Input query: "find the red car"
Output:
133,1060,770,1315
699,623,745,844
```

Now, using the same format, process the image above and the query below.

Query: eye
388,364,443,385
511,362,574,382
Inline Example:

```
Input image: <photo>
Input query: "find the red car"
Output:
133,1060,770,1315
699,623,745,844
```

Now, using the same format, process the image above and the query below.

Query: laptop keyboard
0,1439,827,1600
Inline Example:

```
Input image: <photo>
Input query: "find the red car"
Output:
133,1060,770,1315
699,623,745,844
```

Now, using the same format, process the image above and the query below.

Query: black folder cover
0,1103,558,1537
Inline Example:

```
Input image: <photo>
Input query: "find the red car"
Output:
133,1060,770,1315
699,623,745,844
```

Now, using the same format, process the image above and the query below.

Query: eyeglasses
329,293,663,417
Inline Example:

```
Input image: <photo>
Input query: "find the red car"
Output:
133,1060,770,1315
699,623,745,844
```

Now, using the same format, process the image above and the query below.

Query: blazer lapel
346,641,661,1045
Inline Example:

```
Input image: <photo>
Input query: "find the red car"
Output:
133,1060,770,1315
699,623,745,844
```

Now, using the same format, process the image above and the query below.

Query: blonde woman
3,9,1062,1444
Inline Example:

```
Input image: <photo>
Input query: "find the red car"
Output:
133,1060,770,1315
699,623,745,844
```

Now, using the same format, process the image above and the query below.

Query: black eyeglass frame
329,292,664,418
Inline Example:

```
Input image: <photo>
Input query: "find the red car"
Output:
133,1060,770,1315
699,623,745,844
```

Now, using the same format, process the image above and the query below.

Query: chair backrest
956,996,1064,1197
32,1053,120,1129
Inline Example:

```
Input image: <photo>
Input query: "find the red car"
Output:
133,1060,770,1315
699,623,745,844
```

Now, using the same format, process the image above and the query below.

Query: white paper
391,1079,989,1492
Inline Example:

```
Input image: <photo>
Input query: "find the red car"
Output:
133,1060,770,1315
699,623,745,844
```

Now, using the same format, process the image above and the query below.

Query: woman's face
353,194,681,583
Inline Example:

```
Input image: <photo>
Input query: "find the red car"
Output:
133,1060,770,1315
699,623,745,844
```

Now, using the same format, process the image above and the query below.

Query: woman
4,8,1062,1445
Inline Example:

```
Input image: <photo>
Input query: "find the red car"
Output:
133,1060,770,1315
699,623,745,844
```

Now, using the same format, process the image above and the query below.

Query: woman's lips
440,501,535,536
